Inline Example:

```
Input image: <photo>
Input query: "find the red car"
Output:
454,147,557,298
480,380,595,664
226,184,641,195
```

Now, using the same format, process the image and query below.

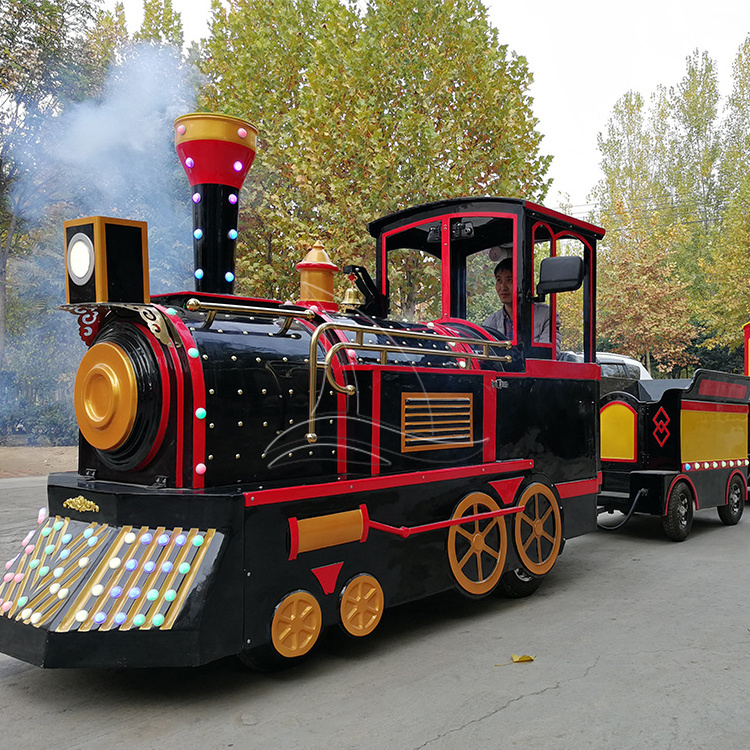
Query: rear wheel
662,480,693,541
718,475,745,526
497,568,543,599
513,483,563,575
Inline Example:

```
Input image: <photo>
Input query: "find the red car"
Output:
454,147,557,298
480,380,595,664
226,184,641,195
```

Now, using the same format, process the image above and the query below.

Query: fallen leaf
512,654,535,662
494,654,536,666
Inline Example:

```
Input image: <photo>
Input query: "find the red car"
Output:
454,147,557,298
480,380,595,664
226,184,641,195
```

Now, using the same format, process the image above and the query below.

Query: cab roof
367,197,605,240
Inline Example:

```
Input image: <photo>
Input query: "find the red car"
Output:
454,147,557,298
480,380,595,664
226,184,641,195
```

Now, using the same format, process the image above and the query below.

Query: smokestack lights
174,113,257,294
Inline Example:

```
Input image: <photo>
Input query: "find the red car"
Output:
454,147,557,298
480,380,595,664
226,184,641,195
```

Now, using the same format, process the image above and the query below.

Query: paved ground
1,476,749,750
0,447,77,478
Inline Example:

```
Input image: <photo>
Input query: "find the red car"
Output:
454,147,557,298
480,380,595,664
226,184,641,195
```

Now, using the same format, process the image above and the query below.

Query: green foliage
134,0,184,48
200,0,550,302
590,42,750,372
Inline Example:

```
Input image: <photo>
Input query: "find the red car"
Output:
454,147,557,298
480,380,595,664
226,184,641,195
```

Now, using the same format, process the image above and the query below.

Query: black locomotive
0,112,745,670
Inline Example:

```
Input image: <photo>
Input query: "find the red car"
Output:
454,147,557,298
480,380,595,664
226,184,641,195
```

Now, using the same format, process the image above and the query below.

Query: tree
0,0,98,373
134,0,184,48
592,91,696,373
702,35,750,350
199,0,551,302
660,50,723,302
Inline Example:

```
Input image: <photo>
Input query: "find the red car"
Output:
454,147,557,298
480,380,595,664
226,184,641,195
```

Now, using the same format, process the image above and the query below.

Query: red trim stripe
133,323,171,471
342,359,600,381
556,474,602,499
164,340,185,488
288,518,300,560
244,459,534,507
483,372,496,462
371,370,381,475
367,505,524,539
168,314,207,489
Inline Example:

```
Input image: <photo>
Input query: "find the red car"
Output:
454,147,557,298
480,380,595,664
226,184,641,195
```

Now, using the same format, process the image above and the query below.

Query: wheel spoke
540,505,553,525
475,551,484,580
456,525,474,541
480,541,501,560
458,546,474,572
536,536,543,563
478,518,499,542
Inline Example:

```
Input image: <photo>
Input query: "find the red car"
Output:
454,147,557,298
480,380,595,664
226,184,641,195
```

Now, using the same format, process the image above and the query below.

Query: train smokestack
174,113,258,294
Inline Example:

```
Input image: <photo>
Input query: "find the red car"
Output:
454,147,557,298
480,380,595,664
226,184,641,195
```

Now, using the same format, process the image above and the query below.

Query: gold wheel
340,574,384,637
271,590,322,659
513,483,562,576
447,492,507,596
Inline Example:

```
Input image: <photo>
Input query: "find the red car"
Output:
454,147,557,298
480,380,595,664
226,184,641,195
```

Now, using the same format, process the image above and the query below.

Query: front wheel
662,480,694,541
718,475,745,526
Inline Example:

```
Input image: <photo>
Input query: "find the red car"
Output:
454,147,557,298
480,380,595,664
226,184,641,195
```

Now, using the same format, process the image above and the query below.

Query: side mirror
536,256,584,298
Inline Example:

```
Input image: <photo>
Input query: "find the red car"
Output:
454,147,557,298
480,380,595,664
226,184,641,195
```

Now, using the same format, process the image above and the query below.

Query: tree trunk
0,208,19,374
0,211,18,371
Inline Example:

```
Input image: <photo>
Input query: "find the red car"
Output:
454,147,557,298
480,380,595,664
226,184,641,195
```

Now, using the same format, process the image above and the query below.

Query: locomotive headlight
67,233,95,286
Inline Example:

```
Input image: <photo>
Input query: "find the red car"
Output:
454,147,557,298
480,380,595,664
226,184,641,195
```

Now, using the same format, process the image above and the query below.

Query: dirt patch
0,446,78,478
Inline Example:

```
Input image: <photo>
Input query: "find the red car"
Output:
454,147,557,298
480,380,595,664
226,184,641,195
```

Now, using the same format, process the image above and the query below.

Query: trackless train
0,113,747,669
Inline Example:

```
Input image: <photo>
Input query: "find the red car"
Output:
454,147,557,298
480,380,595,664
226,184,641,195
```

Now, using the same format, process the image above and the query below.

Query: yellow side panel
681,409,748,462
600,402,637,461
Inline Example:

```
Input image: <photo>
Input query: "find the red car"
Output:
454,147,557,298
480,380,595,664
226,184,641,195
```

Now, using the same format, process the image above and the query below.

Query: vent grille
401,393,474,452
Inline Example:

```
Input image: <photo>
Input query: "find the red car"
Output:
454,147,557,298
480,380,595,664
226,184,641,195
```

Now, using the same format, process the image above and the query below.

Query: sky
105,0,750,217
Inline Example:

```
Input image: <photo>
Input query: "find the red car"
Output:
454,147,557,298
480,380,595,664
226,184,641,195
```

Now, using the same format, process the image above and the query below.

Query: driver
484,258,560,348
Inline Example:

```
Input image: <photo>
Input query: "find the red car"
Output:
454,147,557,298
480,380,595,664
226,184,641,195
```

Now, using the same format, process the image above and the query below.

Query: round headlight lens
67,233,95,285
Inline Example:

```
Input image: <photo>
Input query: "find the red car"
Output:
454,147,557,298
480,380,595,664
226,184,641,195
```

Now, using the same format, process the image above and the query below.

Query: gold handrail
185,298,316,331
305,322,512,443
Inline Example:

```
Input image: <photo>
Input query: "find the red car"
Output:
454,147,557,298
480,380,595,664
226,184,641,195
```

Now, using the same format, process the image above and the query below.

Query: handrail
185,298,316,332
306,321,512,443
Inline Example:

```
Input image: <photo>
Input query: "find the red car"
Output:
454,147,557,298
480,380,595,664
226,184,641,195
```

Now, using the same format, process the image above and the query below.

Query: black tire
718,476,745,526
237,645,299,672
661,480,694,541
497,568,543,598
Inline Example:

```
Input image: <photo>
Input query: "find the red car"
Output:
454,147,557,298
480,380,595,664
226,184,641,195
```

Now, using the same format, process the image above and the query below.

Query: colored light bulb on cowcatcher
174,113,258,294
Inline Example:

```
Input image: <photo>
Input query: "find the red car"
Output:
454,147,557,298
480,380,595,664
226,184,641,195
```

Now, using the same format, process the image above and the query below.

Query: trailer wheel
718,475,745,526
662,480,693,541
447,492,507,597
513,483,562,576
497,568,543,599
339,574,384,637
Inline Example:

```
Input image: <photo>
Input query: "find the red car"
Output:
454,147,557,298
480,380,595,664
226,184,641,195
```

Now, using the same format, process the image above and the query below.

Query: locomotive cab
368,197,600,365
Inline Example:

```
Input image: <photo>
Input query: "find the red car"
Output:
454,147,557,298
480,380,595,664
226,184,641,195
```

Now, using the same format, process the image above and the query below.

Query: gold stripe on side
681,410,748,463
